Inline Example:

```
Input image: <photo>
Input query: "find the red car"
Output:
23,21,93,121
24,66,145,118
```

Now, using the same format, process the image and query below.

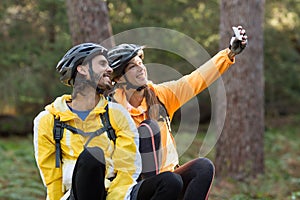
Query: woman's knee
192,158,215,182
197,158,215,173
160,172,183,191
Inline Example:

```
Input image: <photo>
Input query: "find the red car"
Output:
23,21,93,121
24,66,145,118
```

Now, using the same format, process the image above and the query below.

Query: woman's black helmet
107,44,144,80
56,43,108,86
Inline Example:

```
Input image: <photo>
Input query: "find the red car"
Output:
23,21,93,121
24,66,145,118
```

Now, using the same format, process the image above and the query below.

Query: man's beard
94,73,113,91
99,82,113,90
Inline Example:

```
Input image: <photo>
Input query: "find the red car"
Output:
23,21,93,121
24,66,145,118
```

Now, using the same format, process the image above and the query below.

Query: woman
107,26,248,199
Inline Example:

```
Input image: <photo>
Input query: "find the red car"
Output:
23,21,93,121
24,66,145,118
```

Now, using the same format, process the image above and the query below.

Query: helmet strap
123,74,147,91
87,61,99,90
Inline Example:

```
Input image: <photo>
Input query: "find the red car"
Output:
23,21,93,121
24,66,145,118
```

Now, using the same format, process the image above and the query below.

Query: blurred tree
0,0,71,135
215,0,265,179
65,0,114,48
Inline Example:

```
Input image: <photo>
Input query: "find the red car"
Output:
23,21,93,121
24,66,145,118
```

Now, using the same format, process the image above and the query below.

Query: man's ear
77,65,88,75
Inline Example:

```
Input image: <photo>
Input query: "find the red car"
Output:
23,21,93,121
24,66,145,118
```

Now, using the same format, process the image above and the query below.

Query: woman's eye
128,65,136,70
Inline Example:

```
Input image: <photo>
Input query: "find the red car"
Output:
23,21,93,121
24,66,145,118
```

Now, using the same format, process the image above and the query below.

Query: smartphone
232,27,243,41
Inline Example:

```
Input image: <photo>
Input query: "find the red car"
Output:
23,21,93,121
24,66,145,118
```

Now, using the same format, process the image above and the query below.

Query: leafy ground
0,116,299,200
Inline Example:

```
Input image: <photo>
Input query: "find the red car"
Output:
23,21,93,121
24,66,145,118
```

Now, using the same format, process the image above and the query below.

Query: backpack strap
53,118,64,168
53,104,116,168
100,103,116,142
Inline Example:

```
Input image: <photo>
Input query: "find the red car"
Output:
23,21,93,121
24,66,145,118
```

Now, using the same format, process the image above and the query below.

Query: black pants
174,158,215,200
70,147,183,200
70,147,106,200
132,171,183,200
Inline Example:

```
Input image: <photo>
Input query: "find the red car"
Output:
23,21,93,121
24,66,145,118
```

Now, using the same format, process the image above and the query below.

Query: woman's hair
109,84,160,120
144,87,161,120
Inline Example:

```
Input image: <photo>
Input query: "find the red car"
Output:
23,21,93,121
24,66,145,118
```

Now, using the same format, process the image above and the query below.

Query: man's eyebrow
99,59,108,63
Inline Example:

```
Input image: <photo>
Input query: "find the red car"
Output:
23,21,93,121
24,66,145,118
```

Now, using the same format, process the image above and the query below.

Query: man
33,43,141,200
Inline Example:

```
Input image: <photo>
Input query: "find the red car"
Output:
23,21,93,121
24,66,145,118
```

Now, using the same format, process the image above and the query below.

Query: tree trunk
65,0,114,48
215,0,265,180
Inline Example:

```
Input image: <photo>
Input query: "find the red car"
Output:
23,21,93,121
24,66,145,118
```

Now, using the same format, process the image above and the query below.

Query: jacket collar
45,94,107,121
113,88,147,117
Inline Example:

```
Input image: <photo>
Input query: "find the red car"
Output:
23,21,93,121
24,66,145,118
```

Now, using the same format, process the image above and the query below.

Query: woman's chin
136,78,147,85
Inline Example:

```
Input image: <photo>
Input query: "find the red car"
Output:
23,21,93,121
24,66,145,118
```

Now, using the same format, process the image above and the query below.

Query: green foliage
0,0,71,106
264,1,300,116
0,136,45,199
0,1,71,135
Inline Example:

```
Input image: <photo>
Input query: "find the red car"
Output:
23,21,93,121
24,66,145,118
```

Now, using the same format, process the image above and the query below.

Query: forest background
0,0,299,199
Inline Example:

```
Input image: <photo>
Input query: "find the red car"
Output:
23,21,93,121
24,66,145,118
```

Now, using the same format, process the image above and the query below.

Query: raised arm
153,26,248,117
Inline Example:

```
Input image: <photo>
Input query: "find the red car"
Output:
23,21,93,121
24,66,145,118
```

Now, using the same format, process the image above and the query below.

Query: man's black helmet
56,43,108,86
107,44,144,79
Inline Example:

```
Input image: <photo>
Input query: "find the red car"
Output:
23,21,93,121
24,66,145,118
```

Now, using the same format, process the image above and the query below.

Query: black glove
229,26,248,55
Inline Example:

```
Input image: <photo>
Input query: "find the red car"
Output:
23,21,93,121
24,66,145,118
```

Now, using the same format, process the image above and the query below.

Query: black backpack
53,104,116,168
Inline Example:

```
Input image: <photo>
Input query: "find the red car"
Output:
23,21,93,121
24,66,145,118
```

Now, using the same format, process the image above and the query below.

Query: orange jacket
113,48,234,172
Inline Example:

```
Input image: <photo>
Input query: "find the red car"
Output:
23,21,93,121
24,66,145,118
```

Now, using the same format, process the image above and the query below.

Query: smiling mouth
103,73,112,79
136,73,145,78
99,73,112,88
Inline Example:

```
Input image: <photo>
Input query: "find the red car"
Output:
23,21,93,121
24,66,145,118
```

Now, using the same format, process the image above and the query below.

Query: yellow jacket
113,48,234,172
33,94,141,200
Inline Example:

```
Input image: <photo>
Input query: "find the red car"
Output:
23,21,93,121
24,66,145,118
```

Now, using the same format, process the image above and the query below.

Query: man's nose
106,64,113,72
